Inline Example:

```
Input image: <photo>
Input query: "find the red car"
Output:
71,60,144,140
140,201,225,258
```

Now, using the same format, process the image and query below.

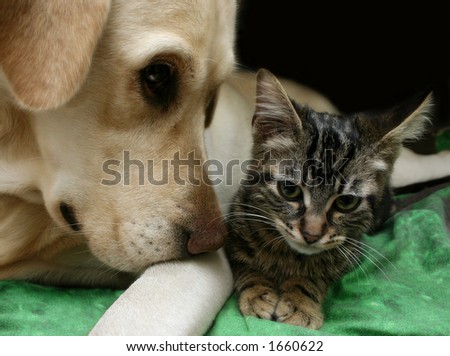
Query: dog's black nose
59,202,81,231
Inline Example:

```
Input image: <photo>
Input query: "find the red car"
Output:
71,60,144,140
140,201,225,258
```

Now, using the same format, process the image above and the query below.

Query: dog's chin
88,243,190,273
85,229,190,273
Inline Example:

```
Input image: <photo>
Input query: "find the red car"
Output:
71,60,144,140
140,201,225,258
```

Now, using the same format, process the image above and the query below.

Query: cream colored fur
1,0,235,280
2,0,450,336
1,0,236,335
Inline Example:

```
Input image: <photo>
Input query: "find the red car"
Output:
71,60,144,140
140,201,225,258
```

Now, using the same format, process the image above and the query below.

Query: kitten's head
248,69,432,255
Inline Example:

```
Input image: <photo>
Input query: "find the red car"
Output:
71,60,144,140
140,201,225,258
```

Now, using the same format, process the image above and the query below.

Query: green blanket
2,125,450,336
209,187,450,336
1,184,449,336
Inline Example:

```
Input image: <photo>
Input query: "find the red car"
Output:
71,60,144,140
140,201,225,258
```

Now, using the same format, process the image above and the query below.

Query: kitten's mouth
287,235,344,255
276,219,345,255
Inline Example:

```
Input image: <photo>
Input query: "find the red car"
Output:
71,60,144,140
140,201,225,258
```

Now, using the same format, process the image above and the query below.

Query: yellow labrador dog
0,0,236,335
2,0,450,336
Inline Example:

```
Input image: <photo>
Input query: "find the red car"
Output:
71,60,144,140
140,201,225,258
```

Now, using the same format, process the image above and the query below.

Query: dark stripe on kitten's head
289,101,362,187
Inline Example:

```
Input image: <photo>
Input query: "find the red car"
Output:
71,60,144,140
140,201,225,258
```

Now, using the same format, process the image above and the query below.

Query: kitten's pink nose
301,213,327,244
302,230,321,244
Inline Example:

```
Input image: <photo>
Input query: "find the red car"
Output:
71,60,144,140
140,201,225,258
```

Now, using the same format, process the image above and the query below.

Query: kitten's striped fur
225,69,432,329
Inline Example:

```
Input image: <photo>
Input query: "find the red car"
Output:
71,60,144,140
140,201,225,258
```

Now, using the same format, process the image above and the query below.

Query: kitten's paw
274,295,323,329
239,286,279,320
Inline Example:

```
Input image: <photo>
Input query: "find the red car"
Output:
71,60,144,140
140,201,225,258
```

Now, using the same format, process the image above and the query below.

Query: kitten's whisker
227,217,277,226
346,238,399,272
225,211,278,230
224,212,274,222
227,221,278,238
336,246,359,280
339,245,369,281
261,234,285,253
225,202,271,215
344,241,392,281
224,210,272,218
271,236,287,252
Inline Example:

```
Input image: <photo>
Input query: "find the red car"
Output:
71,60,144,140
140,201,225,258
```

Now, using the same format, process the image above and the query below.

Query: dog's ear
0,0,111,111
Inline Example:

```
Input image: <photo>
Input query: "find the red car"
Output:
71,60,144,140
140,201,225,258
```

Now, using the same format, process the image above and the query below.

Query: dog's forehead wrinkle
111,32,195,70
109,2,210,52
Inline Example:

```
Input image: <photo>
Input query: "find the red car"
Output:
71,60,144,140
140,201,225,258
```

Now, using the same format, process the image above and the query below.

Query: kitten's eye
334,195,361,213
277,181,302,201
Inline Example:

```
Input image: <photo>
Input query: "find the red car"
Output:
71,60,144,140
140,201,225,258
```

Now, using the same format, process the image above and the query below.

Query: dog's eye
144,63,171,86
59,202,81,231
141,61,177,108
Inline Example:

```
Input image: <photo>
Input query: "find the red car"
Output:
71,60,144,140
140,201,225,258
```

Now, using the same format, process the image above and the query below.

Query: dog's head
0,0,236,272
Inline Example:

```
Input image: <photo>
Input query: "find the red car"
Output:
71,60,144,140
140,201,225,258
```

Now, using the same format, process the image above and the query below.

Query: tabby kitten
225,69,431,329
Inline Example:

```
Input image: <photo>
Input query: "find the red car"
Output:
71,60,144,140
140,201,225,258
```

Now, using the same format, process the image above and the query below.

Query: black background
235,1,450,127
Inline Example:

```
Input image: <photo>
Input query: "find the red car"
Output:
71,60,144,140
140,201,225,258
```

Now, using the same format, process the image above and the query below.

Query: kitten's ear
359,91,433,157
380,91,433,145
252,69,302,140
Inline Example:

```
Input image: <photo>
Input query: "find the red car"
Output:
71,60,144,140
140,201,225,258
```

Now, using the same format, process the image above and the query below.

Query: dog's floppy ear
0,0,111,111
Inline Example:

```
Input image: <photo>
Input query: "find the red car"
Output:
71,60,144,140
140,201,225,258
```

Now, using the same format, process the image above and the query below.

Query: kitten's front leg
274,278,327,330
236,272,279,320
